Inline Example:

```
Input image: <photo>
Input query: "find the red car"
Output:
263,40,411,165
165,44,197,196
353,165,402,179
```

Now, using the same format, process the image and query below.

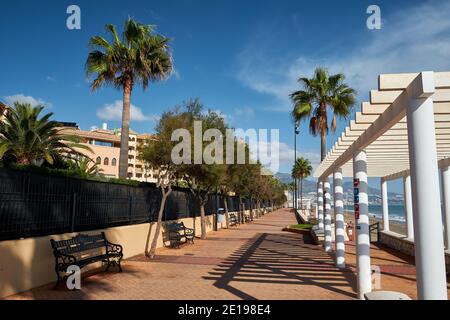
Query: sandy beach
343,210,406,236
304,209,407,236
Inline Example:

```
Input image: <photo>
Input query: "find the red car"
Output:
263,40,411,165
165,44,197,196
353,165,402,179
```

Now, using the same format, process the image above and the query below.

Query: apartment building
61,123,158,182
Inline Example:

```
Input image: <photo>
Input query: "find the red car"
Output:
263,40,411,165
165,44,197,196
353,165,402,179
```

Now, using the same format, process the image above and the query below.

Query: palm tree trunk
320,132,326,162
320,99,328,162
119,79,132,179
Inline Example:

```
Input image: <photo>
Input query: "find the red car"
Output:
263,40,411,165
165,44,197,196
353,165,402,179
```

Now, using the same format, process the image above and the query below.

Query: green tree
290,67,356,161
86,18,172,179
139,108,185,258
224,142,259,223
178,99,227,239
292,157,312,213
0,103,90,166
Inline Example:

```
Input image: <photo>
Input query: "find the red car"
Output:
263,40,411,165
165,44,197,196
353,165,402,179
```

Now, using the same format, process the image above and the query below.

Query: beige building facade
62,123,157,182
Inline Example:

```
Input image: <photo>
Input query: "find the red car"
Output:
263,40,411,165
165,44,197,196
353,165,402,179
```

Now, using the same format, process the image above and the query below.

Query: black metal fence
0,168,259,241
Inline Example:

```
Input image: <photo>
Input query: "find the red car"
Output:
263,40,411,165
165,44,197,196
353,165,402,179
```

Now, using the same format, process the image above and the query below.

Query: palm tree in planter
86,18,172,179
67,155,104,177
290,67,356,161
0,103,90,166
292,157,312,214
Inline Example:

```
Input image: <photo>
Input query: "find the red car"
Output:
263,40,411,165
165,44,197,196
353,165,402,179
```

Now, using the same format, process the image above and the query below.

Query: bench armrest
106,240,123,255
184,227,194,235
53,251,77,269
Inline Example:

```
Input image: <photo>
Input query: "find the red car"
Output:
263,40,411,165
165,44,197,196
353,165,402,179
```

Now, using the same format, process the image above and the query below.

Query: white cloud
46,76,56,82
234,106,255,118
214,106,256,124
243,135,320,174
96,100,159,122
237,1,450,111
4,94,53,108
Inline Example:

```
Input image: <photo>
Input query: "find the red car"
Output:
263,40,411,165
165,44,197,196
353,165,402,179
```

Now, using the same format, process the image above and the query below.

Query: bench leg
118,256,123,272
54,272,61,289
106,258,123,272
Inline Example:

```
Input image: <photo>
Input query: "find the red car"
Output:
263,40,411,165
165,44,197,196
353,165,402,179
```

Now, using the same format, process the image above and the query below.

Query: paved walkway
344,241,450,299
9,208,447,300
6,208,358,300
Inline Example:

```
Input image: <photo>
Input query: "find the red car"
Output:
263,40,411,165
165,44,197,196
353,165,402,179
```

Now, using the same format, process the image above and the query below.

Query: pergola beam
316,72,433,179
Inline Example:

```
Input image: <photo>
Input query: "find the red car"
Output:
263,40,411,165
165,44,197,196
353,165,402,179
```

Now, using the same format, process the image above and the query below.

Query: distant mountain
274,172,292,185
276,172,401,198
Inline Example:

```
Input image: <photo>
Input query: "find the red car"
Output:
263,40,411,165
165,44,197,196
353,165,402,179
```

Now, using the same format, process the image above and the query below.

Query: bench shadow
203,232,357,300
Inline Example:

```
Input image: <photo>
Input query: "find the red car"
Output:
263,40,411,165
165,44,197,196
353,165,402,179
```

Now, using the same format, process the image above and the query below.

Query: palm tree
0,103,91,165
290,67,356,161
292,157,312,213
86,18,172,179
67,155,104,177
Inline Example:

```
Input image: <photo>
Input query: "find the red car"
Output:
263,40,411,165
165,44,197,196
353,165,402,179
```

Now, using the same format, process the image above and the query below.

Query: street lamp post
294,122,300,211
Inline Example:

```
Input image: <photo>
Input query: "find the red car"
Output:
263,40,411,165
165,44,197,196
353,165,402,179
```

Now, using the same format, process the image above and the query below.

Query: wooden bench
50,232,123,288
164,222,195,248
229,213,240,227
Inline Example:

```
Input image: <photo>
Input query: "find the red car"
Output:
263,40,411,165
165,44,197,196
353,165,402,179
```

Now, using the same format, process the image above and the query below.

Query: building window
94,140,113,147
104,157,109,166
111,158,117,166
96,157,101,164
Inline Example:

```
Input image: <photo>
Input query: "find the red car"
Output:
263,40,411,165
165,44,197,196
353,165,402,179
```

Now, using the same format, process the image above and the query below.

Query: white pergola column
317,182,324,230
353,149,372,300
381,179,389,231
406,74,447,300
333,168,346,268
324,179,332,252
441,166,450,250
403,175,414,240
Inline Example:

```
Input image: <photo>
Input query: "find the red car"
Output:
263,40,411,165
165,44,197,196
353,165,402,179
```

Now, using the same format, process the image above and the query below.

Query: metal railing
0,167,257,241
369,222,380,243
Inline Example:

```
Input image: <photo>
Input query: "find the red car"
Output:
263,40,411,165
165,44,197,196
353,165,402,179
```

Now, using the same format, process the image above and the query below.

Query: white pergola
313,71,450,300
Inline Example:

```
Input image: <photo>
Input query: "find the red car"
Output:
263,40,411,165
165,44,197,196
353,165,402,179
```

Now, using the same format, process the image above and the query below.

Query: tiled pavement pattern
6,208,449,300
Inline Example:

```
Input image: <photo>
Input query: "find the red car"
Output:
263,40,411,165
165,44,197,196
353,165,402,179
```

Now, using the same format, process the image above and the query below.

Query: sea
344,204,406,223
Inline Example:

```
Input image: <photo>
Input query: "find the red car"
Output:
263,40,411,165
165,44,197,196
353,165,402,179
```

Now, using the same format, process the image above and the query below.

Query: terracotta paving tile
5,208,449,300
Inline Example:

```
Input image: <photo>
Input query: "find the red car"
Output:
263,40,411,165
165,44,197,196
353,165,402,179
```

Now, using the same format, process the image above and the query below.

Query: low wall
379,230,450,273
0,211,244,299
379,230,415,256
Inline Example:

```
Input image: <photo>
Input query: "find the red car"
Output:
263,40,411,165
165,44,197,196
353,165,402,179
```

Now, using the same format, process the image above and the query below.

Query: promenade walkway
6,208,357,300
9,208,447,300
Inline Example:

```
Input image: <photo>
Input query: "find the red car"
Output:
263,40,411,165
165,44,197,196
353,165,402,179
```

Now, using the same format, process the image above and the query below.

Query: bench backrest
166,222,185,232
51,233,107,255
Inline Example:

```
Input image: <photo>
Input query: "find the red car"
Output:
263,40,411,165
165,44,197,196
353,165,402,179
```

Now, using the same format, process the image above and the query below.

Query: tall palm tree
292,157,312,213
86,18,172,178
290,67,356,161
0,103,90,165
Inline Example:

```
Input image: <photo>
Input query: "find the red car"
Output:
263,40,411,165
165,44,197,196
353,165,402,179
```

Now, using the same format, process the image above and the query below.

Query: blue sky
2,0,450,193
